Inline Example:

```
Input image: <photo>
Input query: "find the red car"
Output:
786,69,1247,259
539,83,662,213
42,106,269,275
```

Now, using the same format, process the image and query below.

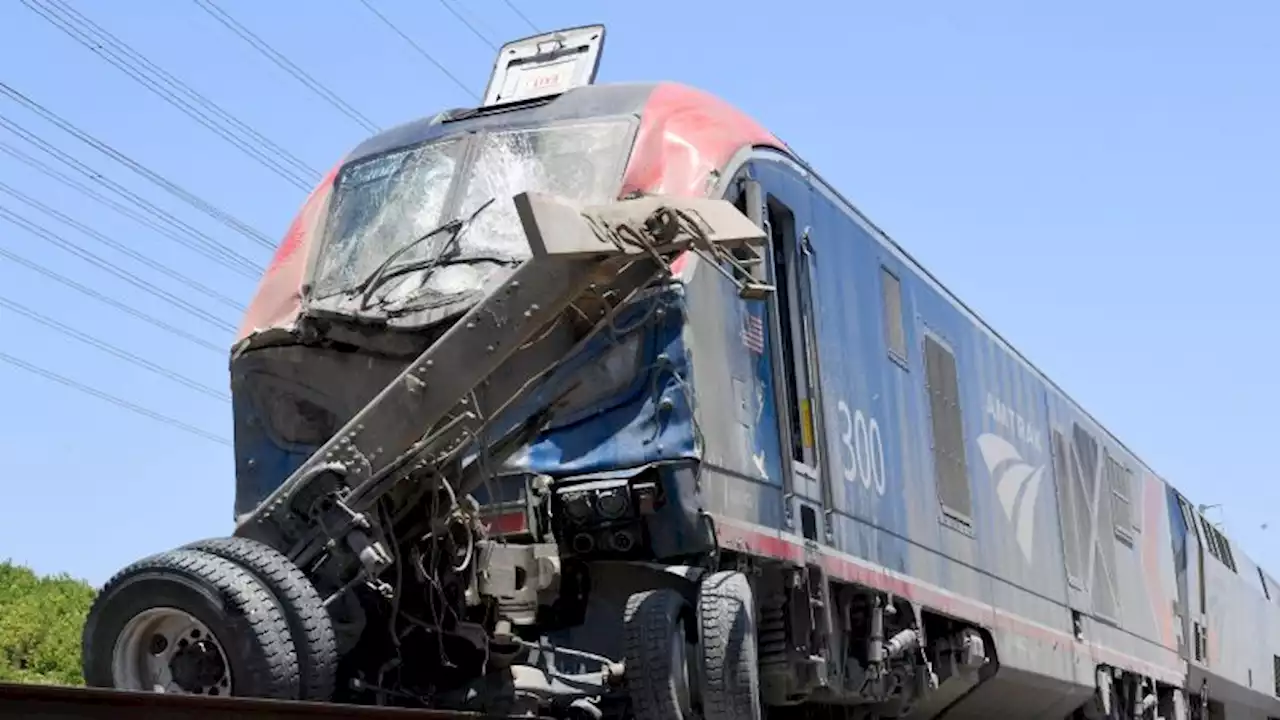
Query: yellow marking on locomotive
800,397,815,449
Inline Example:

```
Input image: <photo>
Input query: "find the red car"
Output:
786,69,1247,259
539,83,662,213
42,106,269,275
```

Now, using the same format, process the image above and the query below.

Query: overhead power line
28,0,319,186
0,350,231,446
354,0,480,102
21,0,320,191
501,0,539,34
0,80,276,251
0,204,237,334
0,246,225,354
0,133,262,278
0,180,243,312
436,0,498,51
192,0,381,134
0,294,230,402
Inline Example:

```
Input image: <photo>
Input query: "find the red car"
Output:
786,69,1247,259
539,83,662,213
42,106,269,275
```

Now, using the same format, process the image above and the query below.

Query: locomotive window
457,120,633,261
1198,516,1238,572
923,334,972,523
1178,496,1196,535
723,189,765,284
1200,516,1221,561
315,138,462,296
881,266,907,365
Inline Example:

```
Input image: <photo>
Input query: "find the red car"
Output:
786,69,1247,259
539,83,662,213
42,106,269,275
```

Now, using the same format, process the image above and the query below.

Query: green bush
0,561,95,686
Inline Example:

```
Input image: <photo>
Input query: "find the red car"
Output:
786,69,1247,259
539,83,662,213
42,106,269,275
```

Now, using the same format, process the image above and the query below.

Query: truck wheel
624,588,695,720
82,549,300,699
698,570,762,720
183,536,338,701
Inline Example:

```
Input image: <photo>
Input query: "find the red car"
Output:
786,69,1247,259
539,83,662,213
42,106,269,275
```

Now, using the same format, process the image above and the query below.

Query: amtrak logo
977,433,1045,564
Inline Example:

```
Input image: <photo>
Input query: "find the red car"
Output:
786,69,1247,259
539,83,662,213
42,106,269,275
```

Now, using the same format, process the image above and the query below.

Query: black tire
697,570,763,720
624,587,694,720
183,536,338,702
82,549,300,699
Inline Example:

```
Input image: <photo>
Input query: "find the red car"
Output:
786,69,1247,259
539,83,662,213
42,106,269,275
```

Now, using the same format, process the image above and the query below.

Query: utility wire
29,0,319,186
501,0,539,33
0,204,237,334
40,0,321,184
0,351,230,446
22,0,319,191
0,294,229,402
0,131,262,277
0,80,275,250
0,139,259,280
354,0,480,102
0,246,224,353
436,0,498,50
0,180,243,312
192,0,381,134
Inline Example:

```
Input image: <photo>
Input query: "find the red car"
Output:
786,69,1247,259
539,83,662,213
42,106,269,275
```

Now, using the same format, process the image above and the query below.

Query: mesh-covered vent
924,335,971,521
1208,522,1238,572
1053,428,1088,586
1106,451,1133,543
1053,422,1121,616
1072,424,1120,620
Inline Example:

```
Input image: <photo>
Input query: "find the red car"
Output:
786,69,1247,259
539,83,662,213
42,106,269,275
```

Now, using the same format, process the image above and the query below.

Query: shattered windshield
310,119,633,307
455,120,634,263
313,138,462,297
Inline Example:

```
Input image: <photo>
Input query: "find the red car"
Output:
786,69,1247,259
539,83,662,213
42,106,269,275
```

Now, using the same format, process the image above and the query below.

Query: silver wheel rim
672,623,693,717
111,607,232,695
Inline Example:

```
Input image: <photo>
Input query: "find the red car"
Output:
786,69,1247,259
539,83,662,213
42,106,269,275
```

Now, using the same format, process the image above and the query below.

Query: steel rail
0,682,528,719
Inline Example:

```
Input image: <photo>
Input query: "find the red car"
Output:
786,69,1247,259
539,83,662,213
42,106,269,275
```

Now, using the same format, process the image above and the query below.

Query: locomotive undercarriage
742,559,991,718
1073,666,1187,720
322,487,998,719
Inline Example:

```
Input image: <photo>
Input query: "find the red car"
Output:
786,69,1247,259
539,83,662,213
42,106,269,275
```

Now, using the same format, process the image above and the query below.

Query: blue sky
0,0,1275,587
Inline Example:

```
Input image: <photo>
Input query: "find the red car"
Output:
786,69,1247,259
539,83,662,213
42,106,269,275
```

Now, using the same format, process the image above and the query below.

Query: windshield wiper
350,197,496,311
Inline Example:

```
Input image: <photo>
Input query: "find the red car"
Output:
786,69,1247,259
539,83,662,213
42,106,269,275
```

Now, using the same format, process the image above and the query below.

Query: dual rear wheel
81,537,337,702
624,570,763,720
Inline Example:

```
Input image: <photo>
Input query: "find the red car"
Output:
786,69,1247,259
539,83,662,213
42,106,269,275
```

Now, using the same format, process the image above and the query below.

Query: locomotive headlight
596,488,629,519
562,492,593,522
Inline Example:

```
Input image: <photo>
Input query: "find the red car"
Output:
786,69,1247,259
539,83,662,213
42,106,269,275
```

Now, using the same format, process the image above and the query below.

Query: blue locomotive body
221,67,1272,715
670,147,1275,718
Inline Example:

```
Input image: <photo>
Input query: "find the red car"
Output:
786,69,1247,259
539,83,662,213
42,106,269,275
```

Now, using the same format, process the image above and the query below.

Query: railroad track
0,683,526,719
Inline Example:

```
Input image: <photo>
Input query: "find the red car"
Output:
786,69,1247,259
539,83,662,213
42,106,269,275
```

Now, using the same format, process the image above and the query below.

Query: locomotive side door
742,170,831,545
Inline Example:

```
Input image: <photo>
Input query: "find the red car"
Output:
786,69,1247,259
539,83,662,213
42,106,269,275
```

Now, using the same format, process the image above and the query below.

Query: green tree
0,561,96,686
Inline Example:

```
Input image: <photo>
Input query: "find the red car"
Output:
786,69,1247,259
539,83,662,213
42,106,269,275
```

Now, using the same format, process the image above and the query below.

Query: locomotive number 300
837,400,886,496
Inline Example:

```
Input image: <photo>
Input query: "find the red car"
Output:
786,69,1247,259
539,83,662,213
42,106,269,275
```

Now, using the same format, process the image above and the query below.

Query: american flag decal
741,312,765,354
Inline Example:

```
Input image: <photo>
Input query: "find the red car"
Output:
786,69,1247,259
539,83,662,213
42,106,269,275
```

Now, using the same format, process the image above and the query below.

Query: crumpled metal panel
234,163,339,347
619,83,782,199
494,284,697,479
